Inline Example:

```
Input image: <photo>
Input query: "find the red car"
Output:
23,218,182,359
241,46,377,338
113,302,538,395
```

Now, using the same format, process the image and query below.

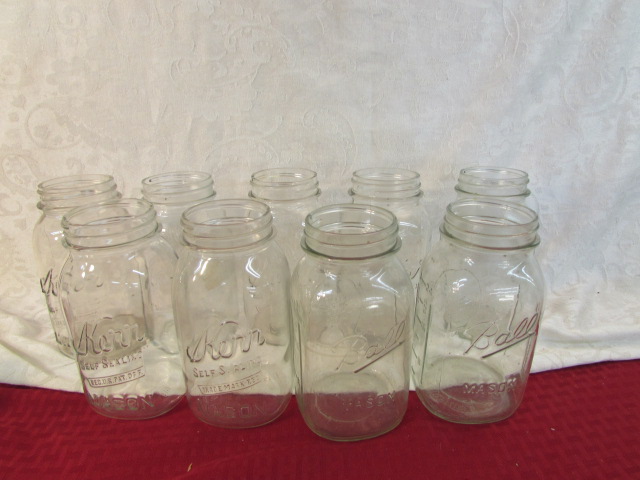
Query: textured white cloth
0,1,638,392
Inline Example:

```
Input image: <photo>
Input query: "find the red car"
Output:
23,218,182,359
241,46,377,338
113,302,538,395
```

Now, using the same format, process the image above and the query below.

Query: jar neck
181,199,274,250
37,174,120,213
142,171,215,205
349,168,422,200
62,199,158,249
302,203,400,259
249,168,320,202
455,166,531,198
441,200,539,250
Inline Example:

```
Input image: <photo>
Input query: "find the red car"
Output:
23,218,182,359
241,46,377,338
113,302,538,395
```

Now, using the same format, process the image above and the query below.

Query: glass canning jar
33,174,121,357
412,199,544,424
249,168,321,271
454,166,538,211
349,168,430,290
142,171,216,253
291,204,413,441
59,199,185,419
173,199,293,428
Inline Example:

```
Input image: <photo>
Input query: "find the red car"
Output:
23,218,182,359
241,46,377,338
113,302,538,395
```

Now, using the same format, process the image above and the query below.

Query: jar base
86,393,183,420
188,393,291,428
415,357,525,424
416,387,521,424
299,390,407,441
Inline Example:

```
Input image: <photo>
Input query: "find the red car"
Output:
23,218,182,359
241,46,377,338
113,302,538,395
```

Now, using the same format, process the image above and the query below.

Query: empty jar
412,199,544,424
349,168,430,289
291,204,413,441
454,166,538,211
142,171,216,253
173,199,293,428
59,199,185,419
249,168,321,271
33,174,121,357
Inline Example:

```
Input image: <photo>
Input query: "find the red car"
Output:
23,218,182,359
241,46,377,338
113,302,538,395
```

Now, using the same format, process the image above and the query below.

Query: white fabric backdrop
0,0,638,392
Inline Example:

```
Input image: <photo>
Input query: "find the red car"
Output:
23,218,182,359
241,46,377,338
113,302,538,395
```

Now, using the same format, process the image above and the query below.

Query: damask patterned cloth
0,1,638,392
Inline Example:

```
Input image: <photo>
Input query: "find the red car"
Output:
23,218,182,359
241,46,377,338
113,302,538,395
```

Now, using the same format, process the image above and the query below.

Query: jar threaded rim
181,199,273,250
455,166,531,197
249,168,320,202
349,167,422,199
62,198,158,249
303,203,400,259
142,171,215,205
442,199,540,250
37,174,120,212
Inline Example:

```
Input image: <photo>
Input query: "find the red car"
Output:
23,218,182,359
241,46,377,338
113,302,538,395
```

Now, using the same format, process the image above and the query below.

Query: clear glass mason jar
291,204,414,441
412,199,545,424
349,168,430,290
249,168,321,271
59,199,185,419
142,171,216,253
33,174,121,357
173,199,293,428
454,166,538,211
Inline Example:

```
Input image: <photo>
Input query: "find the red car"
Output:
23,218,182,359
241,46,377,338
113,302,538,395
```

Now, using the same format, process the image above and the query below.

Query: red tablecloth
2,360,638,480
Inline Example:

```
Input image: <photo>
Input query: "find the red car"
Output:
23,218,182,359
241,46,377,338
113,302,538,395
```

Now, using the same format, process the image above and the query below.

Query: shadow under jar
173,199,293,428
412,199,544,424
291,204,414,441
33,174,121,358
59,199,185,419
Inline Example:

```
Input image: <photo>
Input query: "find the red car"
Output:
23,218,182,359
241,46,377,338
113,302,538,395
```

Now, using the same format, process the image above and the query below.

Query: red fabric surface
2,360,638,480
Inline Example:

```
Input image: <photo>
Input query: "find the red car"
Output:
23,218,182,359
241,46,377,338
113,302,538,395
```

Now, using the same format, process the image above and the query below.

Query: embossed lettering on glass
173,199,293,428
291,204,413,441
249,168,321,272
142,171,216,254
33,174,121,357
454,166,538,212
349,168,430,290
59,199,185,419
412,200,544,424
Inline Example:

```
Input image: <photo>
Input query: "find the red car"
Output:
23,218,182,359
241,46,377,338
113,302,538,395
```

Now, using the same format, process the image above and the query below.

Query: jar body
142,171,216,253
454,166,538,211
173,200,293,428
291,204,413,441
249,168,321,272
349,168,429,289
59,199,185,419
33,174,120,357
412,200,544,424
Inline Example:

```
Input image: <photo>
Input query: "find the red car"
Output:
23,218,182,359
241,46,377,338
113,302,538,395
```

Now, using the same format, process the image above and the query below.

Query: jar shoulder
63,236,176,266
33,213,64,236
291,255,414,298
176,240,288,275
420,240,545,289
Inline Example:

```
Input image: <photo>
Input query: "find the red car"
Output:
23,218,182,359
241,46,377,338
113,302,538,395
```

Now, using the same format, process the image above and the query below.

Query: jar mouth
181,199,273,249
142,171,215,205
442,200,539,249
349,168,422,199
303,203,400,259
249,167,320,201
37,174,119,211
62,198,158,248
456,166,530,197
